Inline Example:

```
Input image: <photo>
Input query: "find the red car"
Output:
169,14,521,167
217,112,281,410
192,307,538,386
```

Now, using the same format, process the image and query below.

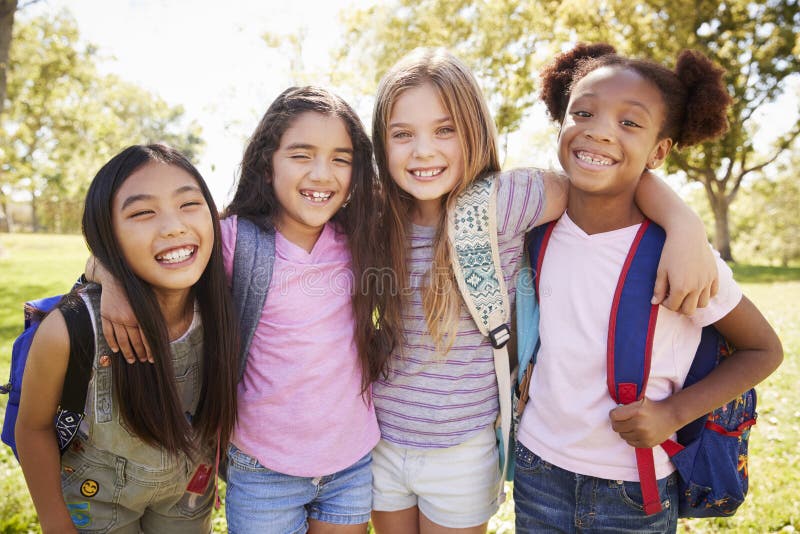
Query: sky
21,0,800,205
26,0,379,205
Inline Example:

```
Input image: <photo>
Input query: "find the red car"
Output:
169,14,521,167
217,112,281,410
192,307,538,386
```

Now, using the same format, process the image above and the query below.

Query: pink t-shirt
517,213,743,482
221,216,379,477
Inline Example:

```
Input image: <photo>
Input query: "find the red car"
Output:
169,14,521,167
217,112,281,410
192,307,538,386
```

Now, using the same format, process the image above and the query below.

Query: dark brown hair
82,144,239,457
540,43,732,147
225,86,395,390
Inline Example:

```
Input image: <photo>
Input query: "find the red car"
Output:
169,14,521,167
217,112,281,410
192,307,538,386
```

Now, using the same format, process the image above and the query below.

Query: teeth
412,169,443,178
577,151,613,166
301,191,332,202
157,247,194,263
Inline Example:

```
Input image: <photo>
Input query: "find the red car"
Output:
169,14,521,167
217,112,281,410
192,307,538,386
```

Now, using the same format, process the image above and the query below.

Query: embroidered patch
186,463,212,495
80,479,99,498
67,501,91,527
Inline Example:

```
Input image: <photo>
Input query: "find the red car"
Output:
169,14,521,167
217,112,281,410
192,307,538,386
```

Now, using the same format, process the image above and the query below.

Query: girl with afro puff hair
513,43,783,533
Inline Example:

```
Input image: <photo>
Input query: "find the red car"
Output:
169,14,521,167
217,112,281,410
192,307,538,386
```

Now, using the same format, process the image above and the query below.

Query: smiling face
270,111,353,248
386,82,464,223
558,66,672,197
111,161,214,297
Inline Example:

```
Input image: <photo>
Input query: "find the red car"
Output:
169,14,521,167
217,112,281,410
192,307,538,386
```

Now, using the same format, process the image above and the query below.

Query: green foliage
335,0,559,144
730,155,800,267
1,233,799,531
0,10,204,233
544,0,800,261
335,0,800,261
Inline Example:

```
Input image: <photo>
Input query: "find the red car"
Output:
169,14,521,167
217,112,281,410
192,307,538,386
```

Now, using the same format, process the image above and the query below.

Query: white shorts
371,425,502,528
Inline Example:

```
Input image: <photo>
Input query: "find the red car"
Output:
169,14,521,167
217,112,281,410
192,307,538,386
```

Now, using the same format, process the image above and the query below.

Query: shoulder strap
447,174,512,482
607,219,666,516
59,296,95,413
448,175,510,345
521,221,556,376
514,221,555,416
54,293,94,454
231,217,276,381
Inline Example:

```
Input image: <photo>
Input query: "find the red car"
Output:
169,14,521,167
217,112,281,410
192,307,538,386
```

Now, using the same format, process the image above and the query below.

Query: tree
336,0,799,261
730,150,800,266
335,0,561,160
545,0,800,261
0,0,16,117
0,10,204,233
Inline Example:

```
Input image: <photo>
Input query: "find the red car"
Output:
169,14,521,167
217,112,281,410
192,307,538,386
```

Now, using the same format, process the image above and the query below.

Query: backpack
522,219,755,518
2,293,95,460
230,217,277,380
448,174,533,483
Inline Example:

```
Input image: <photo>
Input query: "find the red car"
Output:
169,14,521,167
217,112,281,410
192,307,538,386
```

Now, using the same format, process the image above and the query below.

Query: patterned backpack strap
448,174,513,483
448,175,510,343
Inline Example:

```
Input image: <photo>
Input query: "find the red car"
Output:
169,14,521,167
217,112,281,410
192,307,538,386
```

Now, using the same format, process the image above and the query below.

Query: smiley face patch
80,479,99,498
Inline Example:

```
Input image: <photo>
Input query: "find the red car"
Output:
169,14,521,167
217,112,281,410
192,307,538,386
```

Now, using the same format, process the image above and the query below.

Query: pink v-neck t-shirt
221,216,379,477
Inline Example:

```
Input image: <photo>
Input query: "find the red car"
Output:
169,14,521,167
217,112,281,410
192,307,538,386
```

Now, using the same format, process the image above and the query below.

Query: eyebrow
120,185,202,210
284,142,353,154
388,116,452,129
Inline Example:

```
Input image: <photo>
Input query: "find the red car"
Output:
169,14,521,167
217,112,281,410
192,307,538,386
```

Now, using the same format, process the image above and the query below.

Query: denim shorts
224,444,372,534
513,441,679,533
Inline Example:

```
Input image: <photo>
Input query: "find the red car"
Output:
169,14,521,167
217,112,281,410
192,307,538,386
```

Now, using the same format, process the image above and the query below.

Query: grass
1,233,798,533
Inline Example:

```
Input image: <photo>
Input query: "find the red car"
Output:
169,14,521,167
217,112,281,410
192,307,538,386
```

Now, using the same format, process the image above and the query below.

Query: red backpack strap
608,220,666,515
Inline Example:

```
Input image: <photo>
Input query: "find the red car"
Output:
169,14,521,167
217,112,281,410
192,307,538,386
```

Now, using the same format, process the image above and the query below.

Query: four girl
13,41,780,534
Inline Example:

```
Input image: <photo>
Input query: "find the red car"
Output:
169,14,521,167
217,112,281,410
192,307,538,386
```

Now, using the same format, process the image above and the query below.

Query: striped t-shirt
373,168,546,448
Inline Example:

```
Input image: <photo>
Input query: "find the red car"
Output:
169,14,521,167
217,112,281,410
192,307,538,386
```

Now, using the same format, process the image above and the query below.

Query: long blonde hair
373,48,500,354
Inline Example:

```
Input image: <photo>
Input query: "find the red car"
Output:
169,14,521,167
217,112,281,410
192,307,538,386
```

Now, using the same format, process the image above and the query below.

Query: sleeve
495,168,546,240
219,215,237,289
689,247,743,327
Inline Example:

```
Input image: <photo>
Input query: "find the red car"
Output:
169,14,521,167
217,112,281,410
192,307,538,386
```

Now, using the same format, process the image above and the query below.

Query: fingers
661,286,689,314
651,269,668,305
110,320,138,364
101,315,119,355
125,324,151,363
709,276,719,299
695,285,711,310
101,316,152,364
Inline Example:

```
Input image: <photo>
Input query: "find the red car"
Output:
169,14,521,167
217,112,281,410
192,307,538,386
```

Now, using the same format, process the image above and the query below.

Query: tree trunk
0,190,11,231
0,0,17,116
711,197,734,263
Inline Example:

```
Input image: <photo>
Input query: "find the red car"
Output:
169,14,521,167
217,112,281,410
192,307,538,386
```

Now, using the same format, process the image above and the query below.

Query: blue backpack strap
608,219,665,516
231,217,275,381
607,220,665,404
515,221,555,415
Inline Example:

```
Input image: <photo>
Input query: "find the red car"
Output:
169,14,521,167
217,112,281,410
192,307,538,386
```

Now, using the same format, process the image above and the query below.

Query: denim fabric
513,441,678,533
225,444,372,534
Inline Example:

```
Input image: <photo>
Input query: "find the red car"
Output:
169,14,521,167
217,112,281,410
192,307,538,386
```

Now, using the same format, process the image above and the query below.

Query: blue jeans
513,441,678,533
225,444,372,534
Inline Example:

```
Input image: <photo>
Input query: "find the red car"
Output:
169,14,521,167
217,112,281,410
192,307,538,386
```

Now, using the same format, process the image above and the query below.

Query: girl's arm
609,295,783,448
15,311,80,534
635,172,718,316
84,256,150,363
536,170,717,316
